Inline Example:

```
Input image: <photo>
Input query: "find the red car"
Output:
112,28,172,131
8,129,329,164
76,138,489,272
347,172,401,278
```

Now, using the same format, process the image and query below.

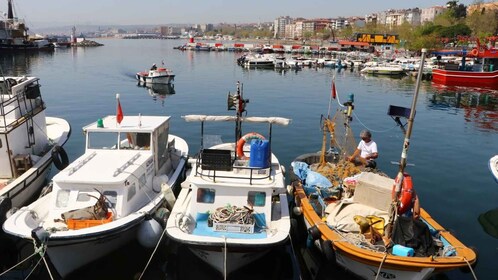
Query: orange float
236,132,265,159
392,173,414,214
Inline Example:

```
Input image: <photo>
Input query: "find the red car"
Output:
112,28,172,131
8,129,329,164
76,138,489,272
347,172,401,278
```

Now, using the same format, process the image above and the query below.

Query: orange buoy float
236,132,265,159
392,173,414,214
471,49,479,57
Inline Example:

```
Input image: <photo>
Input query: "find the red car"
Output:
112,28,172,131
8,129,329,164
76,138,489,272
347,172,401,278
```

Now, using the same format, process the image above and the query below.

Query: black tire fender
52,145,69,170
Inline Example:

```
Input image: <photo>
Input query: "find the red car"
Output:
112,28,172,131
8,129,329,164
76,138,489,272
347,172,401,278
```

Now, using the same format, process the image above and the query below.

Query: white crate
213,222,255,233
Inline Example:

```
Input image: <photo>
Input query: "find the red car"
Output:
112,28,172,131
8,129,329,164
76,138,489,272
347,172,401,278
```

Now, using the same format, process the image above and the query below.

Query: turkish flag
116,99,123,124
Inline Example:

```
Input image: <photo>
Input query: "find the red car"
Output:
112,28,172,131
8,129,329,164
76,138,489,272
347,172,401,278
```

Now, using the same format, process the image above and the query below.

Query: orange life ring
236,132,265,159
471,49,478,57
391,173,414,214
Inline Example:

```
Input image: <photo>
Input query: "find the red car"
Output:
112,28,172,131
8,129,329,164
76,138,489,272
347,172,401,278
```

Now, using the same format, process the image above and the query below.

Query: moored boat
0,0,54,51
489,155,498,183
432,41,498,89
289,50,478,280
360,64,405,76
0,75,71,224
166,82,291,278
3,100,189,278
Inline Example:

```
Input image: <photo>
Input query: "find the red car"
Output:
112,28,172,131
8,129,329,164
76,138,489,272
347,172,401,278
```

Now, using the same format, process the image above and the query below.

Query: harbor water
0,38,497,280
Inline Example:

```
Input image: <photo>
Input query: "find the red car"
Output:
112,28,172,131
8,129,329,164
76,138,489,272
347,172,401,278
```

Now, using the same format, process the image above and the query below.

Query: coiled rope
210,205,254,225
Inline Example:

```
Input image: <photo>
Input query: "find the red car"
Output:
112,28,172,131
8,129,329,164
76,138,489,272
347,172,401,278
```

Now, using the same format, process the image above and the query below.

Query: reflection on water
137,82,176,106
478,208,498,239
429,85,498,131
0,51,54,76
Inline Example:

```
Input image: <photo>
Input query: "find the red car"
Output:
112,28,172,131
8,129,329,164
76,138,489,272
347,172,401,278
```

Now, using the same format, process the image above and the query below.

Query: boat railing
0,81,45,130
194,149,272,184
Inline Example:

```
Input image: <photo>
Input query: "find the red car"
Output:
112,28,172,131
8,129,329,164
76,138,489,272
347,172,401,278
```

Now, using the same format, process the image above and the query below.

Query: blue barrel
249,139,270,168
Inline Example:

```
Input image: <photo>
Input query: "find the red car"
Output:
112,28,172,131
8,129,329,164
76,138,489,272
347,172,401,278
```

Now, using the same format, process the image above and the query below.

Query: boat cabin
0,76,47,180
43,115,174,227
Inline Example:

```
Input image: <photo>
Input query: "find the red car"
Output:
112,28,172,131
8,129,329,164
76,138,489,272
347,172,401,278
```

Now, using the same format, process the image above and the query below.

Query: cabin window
121,132,151,150
196,188,215,204
138,174,146,189
88,132,118,150
103,191,117,208
56,189,70,207
76,192,93,202
248,191,266,207
0,139,2,148
157,128,169,168
127,183,136,201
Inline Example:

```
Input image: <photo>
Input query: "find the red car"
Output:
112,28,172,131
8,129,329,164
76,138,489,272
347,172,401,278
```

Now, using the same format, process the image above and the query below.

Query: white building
273,16,292,39
421,6,446,23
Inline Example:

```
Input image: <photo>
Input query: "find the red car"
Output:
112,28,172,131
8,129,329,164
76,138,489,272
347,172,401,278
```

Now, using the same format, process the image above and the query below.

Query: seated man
347,129,378,168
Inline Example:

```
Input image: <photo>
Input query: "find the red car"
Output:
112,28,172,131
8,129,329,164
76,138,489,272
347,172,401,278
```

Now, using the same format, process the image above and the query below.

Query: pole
387,49,427,238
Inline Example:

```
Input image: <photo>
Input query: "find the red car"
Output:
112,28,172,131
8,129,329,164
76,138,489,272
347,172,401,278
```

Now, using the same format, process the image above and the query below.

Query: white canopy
182,115,291,126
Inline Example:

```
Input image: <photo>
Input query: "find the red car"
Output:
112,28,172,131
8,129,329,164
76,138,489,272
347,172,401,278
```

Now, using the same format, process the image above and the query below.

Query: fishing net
311,109,362,186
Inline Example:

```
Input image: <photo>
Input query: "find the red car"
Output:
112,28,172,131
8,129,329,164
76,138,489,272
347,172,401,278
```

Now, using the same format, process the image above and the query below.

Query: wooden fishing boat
289,50,478,280
166,82,291,278
3,98,189,278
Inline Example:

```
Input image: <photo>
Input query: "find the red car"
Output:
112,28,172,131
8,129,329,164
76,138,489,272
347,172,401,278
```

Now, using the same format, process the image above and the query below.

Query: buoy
308,225,321,241
154,207,170,228
137,216,163,248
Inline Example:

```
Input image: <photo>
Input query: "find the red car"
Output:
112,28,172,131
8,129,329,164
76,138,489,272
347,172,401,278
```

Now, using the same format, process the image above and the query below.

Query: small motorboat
3,104,189,278
0,76,71,224
136,65,175,85
166,82,291,278
489,155,498,183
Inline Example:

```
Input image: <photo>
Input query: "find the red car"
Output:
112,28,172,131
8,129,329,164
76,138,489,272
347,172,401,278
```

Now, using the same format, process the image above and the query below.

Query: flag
331,80,337,99
116,94,123,124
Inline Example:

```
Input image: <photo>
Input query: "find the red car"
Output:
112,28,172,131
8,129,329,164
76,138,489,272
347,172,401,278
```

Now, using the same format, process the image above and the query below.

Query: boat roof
53,150,150,185
182,115,291,126
83,115,170,133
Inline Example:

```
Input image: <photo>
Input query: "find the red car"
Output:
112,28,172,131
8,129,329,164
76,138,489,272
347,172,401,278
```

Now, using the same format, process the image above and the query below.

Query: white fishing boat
166,82,291,278
489,155,498,183
0,76,71,224
3,104,189,278
136,65,175,85
360,64,405,76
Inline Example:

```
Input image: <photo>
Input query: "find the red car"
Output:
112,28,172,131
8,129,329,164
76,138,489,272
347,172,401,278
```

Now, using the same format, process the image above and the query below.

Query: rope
374,253,388,280
210,205,254,225
138,220,169,280
0,251,38,277
352,110,398,133
223,236,227,280
464,257,478,280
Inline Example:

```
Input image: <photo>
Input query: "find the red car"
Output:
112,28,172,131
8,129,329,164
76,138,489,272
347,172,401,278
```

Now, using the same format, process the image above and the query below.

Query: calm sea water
1,38,497,280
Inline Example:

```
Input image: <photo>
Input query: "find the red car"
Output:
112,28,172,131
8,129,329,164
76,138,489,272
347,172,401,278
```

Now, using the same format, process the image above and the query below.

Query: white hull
489,155,498,183
189,247,269,275
138,75,175,84
1,117,71,208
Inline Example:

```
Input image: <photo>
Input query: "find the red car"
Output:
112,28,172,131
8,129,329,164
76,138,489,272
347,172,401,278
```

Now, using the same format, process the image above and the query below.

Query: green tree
466,4,498,38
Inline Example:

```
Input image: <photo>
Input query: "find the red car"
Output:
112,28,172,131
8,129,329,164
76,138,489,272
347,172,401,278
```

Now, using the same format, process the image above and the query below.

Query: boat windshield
87,131,151,150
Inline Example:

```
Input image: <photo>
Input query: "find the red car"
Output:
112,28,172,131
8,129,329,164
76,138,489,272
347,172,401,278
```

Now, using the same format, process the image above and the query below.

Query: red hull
432,69,498,89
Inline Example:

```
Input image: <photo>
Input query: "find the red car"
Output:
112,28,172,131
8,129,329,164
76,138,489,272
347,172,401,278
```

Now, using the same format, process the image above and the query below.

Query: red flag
116,98,123,124
331,80,337,99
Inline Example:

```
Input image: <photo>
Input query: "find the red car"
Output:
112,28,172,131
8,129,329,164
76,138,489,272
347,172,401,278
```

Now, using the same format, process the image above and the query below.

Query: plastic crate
67,212,113,230
213,221,255,234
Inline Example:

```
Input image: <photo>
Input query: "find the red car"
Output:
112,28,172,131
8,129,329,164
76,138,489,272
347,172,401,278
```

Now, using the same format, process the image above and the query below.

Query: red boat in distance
432,40,498,89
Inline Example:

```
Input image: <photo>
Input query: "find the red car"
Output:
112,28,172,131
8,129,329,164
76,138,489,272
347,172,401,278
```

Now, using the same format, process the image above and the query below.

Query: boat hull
432,68,498,89
489,155,498,183
188,244,272,275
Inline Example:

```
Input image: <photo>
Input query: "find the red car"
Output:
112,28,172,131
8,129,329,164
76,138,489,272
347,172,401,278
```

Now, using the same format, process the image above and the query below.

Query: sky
5,0,479,27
